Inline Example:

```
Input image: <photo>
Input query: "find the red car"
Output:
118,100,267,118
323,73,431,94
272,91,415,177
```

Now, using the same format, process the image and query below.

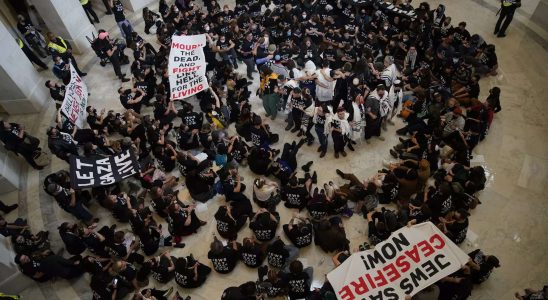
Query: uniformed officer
494,0,521,37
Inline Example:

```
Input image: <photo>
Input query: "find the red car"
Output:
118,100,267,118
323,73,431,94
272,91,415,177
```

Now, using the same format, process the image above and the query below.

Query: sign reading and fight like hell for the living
168,34,209,100
327,222,469,300
69,149,140,189
61,63,88,128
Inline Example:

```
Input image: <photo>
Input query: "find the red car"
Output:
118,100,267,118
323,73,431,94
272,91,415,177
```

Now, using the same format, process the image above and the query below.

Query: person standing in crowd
16,14,48,58
494,0,521,37
45,80,65,109
0,120,42,169
364,84,386,143
328,107,351,158
259,66,280,120
46,32,86,77
96,31,130,82
16,38,48,70
109,0,134,44
81,0,100,24
239,32,256,80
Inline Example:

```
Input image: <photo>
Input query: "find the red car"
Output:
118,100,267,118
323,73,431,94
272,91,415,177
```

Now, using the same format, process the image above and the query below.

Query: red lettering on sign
417,240,435,257
382,263,401,282
338,285,355,300
429,234,446,249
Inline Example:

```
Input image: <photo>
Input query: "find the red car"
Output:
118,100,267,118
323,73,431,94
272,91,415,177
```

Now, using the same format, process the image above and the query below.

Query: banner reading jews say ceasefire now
168,34,209,100
61,63,88,128
327,222,469,300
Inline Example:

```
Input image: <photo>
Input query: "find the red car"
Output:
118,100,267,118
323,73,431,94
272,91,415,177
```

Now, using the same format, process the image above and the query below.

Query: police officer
16,38,48,70
494,0,521,38
46,32,87,76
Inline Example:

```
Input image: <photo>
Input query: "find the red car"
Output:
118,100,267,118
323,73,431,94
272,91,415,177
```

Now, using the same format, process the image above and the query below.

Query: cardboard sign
327,222,469,300
61,63,88,128
168,34,209,99
69,150,140,189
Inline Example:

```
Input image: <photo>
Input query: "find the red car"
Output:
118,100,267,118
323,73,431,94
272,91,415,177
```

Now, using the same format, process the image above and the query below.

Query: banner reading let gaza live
327,222,469,300
61,63,88,128
69,149,140,189
168,34,209,100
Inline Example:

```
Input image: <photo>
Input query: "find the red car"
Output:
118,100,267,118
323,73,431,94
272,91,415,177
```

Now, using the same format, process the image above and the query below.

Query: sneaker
336,169,344,178
319,151,326,158
317,146,322,153
4,204,18,214
174,243,186,248
301,161,313,172
311,171,317,184
382,159,393,168
341,151,347,157
390,149,399,159
347,143,355,151
497,33,506,38
285,124,293,131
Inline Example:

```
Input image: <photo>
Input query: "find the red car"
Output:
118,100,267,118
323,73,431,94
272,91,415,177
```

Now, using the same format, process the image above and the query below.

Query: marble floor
1,0,547,299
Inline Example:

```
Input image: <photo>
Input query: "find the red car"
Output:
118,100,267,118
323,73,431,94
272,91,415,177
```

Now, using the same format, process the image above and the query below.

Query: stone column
120,0,155,12
28,0,96,54
0,20,48,114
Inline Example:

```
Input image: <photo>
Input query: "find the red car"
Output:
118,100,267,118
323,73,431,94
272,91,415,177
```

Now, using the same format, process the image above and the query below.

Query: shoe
390,149,399,159
174,243,186,248
396,128,407,135
164,287,174,298
296,131,303,137
3,204,18,214
311,171,317,184
336,169,344,178
258,265,268,280
285,124,293,131
376,136,385,141
302,161,313,172
341,151,347,157
290,127,299,133
494,30,499,35
317,146,322,153
296,138,306,149
319,151,326,158
382,159,392,168
307,139,314,146
399,137,406,143
347,143,355,151
497,33,506,38
121,77,130,82
335,152,339,158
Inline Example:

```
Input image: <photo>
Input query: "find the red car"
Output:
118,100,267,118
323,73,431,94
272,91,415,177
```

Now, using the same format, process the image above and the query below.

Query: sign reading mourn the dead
327,222,469,300
168,34,209,99
61,63,88,128
70,150,140,189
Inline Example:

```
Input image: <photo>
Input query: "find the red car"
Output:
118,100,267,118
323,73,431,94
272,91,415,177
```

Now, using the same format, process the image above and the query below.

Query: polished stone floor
1,0,547,299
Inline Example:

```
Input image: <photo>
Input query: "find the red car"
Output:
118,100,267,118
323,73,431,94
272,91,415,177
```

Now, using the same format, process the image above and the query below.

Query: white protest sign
327,222,469,300
168,34,209,99
61,63,88,128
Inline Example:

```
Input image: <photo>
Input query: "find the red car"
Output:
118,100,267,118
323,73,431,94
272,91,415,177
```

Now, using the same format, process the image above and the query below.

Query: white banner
61,63,88,128
327,222,469,300
168,34,209,100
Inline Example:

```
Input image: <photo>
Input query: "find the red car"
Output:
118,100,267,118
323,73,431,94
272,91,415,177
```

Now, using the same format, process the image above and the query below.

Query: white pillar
120,0,155,12
28,0,96,54
0,20,48,114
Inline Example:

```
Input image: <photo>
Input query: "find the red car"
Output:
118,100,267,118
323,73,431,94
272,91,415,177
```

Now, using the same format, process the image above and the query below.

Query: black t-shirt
151,256,174,283
208,247,238,274
181,111,203,130
266,245,289,268
250,219,278,241
60,231,86,255
112,1,126,22
286,225,313,248
282,186,308,209
239,245,264,268
120,90,135,110
250,126,269,147
91,275,114,300
118,263,137,281
107,242,127,259
215,207,238,238
284,271,310,299
21,258,43,280
54,189,72,209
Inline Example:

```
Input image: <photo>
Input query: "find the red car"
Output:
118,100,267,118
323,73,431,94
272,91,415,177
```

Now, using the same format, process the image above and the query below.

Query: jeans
65,201,92,222
282,245,300,272
117,20,133,39
220,49,238,67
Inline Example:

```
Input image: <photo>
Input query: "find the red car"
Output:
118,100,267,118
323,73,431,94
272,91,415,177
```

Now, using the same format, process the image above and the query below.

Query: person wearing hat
364,84,386,143
327,107,351,158
259,66,280,120
95,30,130,82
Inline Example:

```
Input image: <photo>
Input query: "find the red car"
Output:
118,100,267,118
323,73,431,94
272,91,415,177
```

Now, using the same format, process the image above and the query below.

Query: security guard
16,38,48,70
494,0,521,37
46,32,86,76
81,0,100,24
